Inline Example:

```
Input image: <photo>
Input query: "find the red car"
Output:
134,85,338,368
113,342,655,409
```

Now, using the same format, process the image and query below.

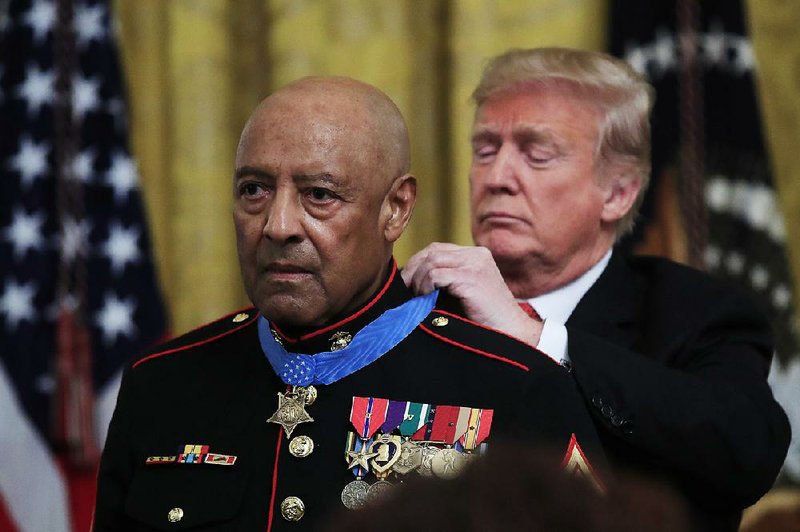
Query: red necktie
518,301,541,320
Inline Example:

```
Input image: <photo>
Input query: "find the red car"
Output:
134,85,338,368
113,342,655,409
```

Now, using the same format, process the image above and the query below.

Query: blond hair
473,47,654,235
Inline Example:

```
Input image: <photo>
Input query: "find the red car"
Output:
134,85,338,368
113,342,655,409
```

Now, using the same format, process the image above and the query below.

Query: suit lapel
567,251,641,350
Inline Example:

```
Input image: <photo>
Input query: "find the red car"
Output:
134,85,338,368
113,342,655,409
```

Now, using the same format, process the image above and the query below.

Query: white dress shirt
521,249,612,365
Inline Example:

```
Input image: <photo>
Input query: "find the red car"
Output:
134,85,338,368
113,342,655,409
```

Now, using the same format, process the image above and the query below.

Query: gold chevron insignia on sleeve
561,433,605,494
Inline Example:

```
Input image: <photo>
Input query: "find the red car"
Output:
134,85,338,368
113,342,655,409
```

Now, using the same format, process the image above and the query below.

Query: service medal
418,446,439,477
368,434,402,479
431,447,468,479
392,440,423,475
366,480,394,504
341,479,370,510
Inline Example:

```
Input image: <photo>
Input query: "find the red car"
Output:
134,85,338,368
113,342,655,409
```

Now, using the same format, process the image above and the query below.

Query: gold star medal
267,390,314,438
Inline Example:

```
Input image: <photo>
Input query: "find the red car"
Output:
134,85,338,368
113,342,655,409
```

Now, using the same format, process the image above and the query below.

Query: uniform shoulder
131,307,259,369
418,309,562,373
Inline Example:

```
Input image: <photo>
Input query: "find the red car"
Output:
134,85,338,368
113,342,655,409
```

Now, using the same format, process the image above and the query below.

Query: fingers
402,242,474,293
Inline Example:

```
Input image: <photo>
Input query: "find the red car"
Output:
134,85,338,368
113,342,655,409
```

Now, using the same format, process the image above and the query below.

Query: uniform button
611,414,625,427
167,507,184,523
591,395,604,409
601,404,613,418
280,496,305,521
289,435,314,458
431,316,449,327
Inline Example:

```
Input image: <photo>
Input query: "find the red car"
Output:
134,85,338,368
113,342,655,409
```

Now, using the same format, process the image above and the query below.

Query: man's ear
381,174,417,242
601,165,641,224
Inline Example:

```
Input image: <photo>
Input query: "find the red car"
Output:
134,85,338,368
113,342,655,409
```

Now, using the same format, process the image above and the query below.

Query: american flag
0,0,167,530
611,0,800,485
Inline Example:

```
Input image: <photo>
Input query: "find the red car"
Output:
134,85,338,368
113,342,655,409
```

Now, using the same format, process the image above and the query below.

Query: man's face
233,96,392,327
469,85,613,285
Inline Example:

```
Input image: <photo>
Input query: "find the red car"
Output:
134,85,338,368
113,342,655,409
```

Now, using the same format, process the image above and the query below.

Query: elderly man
94,77,605,531
404,48,791,530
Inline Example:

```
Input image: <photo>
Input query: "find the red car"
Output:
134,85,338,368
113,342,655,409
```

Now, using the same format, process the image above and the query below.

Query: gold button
232,312,249,323
289,435,314,458
167,507,184,523
280,496,305,521
431,316,449,327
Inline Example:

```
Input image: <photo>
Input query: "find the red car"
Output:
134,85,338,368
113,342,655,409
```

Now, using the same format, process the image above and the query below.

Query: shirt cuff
536,319,570,366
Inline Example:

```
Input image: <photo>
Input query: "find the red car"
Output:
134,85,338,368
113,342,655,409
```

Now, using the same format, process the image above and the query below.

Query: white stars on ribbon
74,2,106,48
3,209,46,259
281,358,311,382
102,222,141,275
24,0,56,44
72,74,101,119
0,279,37,330
16,64,54,116
95,292,137,345
705,176,786,244
59,217,91,262
105,152,138,202
8,136,50,188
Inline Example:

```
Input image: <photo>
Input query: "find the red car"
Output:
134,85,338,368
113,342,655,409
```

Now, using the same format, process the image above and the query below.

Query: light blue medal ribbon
258,290,439,386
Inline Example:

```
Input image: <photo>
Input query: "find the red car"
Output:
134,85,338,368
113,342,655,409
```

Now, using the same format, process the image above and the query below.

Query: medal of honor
267,386,314,438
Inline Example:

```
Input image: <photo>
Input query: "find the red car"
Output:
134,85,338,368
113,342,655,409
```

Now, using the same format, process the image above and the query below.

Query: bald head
233,76,417,327
239,76,410,187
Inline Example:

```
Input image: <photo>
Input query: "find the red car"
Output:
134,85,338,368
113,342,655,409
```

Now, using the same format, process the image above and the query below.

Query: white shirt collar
524,249,612,324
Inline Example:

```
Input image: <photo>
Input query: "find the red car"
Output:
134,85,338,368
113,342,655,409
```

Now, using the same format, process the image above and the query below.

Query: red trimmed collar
269,258,411,354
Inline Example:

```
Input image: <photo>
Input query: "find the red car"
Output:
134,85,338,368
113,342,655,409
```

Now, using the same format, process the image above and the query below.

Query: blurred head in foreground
325,443,688,532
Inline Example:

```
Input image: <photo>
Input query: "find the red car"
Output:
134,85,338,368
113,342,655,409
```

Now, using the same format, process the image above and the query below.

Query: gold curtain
114,0,800,337
747,0,800,304
114,0,607,333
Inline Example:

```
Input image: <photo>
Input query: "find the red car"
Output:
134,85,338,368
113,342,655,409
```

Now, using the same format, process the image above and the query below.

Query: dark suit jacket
94,265,606,531
566,252,791,530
